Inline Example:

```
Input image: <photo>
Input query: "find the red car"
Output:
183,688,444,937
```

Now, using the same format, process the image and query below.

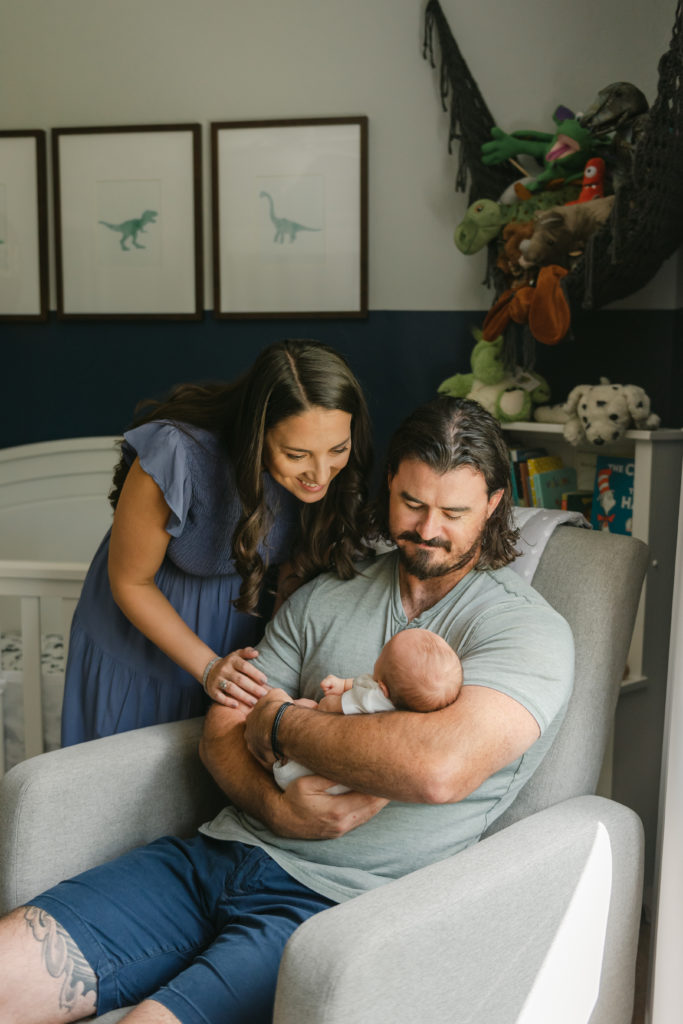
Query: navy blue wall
3,308,680,469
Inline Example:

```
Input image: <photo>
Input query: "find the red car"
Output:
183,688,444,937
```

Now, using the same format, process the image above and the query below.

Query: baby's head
374,629,462,713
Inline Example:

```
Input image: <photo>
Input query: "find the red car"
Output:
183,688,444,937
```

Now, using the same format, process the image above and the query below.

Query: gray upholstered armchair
0,526,649,1023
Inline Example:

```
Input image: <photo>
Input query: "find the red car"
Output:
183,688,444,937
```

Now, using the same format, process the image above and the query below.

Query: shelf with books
502,421,683,540
502,421,683,692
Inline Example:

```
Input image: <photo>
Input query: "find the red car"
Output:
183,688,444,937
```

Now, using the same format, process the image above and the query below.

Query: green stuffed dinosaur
438,331,551,422
454,183,579,254
481,107,602,193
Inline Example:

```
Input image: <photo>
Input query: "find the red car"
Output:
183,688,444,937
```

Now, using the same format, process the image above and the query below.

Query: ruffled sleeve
122,422,193,537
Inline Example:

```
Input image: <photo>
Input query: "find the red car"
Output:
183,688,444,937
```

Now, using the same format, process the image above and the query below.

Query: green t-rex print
98,209,158,251
259,191,320,243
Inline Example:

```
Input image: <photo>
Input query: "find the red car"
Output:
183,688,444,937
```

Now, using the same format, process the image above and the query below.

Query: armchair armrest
274,796,643,1024
0,717,224,914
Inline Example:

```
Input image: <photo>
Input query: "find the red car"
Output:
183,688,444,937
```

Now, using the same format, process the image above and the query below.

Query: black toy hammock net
423,0,683,313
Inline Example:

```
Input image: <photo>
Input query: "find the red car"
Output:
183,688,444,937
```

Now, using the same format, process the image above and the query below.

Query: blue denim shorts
29,835,335,1024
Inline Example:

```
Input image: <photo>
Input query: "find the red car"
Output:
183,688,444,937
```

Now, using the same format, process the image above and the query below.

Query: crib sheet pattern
0,632,65,772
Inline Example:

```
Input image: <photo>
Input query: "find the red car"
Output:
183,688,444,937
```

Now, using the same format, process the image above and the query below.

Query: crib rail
0,560,87,762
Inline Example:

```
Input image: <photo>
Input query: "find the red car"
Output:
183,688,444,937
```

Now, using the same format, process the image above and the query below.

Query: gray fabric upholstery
486,527,649,835
274,796,644,1024
0,717,224,912
0,527,648,1023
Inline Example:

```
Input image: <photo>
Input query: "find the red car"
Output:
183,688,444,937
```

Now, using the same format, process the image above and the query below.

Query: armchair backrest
485,526,649,836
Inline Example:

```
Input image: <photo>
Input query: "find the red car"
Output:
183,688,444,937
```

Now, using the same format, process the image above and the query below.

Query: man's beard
395,529,484,581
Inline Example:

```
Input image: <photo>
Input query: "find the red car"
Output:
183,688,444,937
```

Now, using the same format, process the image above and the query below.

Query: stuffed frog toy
438,331,551,422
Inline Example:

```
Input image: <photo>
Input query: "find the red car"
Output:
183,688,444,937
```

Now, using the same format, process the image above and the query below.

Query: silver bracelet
201,656,221,691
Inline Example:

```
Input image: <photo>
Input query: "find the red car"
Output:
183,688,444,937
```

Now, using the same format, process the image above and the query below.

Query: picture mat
217,122,362,314
58,130,197,315
0,136,42,315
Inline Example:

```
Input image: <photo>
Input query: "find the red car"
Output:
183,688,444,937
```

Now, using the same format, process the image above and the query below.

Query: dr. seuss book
590,456,635,534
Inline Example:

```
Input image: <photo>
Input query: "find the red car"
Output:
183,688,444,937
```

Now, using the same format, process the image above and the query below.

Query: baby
273,628,463,793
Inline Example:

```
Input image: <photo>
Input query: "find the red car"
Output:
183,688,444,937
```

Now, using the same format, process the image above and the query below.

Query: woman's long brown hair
110,339,374,613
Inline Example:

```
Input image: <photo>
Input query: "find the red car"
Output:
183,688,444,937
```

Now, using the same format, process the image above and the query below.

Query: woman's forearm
109,577,216,683
107,456,217,683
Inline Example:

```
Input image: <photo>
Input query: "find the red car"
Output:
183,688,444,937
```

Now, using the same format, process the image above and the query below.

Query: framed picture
53,124,203,320
212,117,368,318
0,131,48,321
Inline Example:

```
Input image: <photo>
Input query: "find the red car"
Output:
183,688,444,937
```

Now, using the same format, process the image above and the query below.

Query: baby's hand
320,674,347,695
318,693,343,714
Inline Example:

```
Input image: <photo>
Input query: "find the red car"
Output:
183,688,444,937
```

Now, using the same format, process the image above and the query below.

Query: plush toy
566,157,606,204
579,82,650,188
518,195,615,271
481,106,603,193
481,264,571,346
438,331,551,422
534,377,660,445
454,183,580,255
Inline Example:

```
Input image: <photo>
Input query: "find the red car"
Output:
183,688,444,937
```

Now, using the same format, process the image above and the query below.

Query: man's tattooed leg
24,906,97,1013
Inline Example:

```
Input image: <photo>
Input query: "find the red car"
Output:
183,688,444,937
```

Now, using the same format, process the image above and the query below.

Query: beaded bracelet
271,701,294,760
201,656,221,691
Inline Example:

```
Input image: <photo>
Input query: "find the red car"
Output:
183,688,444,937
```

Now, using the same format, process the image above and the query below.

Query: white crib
0,437,119,774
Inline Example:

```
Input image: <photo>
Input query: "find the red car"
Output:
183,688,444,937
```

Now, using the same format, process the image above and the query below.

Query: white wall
650,467,683,1023
0,0,678,310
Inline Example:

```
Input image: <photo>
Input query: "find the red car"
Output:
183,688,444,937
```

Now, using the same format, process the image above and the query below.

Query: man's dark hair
374,396,520,569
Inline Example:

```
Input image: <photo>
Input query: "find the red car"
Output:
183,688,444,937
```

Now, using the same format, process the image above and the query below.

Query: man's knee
0,905,98,1022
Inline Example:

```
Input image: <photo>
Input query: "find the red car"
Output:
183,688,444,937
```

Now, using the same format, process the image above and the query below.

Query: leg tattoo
24,906,97,1012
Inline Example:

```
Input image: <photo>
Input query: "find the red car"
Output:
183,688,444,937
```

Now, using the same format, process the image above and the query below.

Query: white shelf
503,423,683,688
502,422,683,443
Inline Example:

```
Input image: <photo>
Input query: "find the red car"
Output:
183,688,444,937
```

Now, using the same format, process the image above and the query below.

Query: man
0,397,574,1024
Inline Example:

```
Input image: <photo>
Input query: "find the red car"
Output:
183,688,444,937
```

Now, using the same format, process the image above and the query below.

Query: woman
61,338,373,745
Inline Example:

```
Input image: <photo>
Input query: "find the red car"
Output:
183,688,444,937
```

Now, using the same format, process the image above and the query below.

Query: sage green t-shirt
200,552,574,903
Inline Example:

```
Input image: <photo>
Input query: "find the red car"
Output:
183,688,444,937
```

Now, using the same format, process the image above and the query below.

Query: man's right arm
199,703,388,840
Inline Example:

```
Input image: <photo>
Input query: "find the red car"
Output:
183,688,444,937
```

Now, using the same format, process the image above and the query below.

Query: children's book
518,460,533,506
526,454,563,478
531,465,578,509
527,454,564,507
508,447,546,506
590,456,635,534
561,489,593,522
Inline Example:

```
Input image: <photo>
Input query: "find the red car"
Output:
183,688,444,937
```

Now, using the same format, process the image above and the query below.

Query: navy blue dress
61,422,299,745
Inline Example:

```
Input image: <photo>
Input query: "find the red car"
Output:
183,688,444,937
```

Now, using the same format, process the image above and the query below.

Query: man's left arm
245,684,539,804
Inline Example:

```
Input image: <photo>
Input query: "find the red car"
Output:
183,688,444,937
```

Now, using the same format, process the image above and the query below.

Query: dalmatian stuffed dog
535,377,660,445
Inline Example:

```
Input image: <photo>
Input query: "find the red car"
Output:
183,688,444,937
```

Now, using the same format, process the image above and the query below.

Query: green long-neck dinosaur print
98,209,158,251
259,191,320,243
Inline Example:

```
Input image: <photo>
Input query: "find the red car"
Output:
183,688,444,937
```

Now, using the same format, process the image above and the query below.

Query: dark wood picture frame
53,123,203,320
211,116,368,318
0,130,49,321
